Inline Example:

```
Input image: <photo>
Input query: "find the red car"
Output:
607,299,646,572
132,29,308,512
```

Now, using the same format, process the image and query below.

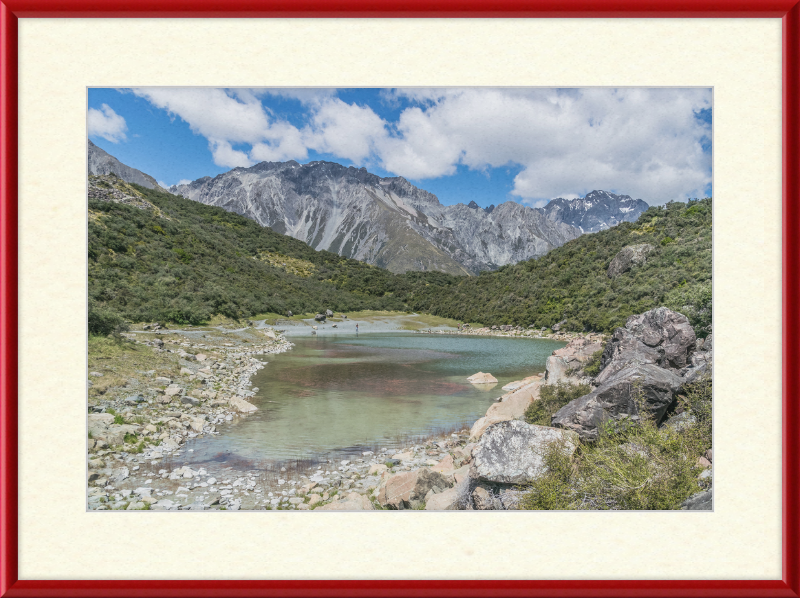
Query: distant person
356,323,359,332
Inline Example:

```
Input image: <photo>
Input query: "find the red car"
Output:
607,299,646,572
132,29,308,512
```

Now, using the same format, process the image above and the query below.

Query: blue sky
88,87,712,207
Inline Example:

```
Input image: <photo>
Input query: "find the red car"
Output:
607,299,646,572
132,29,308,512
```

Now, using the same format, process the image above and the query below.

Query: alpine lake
182,321,565,466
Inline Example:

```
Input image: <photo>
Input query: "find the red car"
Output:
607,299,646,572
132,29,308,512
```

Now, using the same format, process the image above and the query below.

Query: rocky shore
87,308,712,511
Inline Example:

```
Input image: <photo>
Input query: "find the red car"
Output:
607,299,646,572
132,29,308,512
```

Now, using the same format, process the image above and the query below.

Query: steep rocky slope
171,161,583,274
88,140,164,191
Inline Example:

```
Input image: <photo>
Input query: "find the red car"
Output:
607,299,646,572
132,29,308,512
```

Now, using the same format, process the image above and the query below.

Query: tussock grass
520,375,712,511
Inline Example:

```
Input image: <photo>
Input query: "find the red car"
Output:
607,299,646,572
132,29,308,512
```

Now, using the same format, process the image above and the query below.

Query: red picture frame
1,3,799,597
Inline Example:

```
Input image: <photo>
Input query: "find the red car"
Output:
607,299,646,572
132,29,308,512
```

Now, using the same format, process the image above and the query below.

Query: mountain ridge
86,140,649,275
170,159,647,274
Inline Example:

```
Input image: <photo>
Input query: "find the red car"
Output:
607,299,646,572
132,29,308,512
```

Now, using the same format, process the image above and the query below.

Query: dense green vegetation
88,181,409,325
403,198,712,336
520,375,712,510
89,177,711,334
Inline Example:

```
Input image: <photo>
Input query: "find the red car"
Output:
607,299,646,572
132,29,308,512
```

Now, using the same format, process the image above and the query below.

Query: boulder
432,454,455,475
181,396,201,407
471,420,579,484
469,380,542,440
314,313,327,322
425,485,461,510
164,385,183,397
552,363,684,441
228,396,257,413
597,308,696,387
317,492,374,510
377,468,453,509
325,309,334,317
88,413,114,438
467,372,498,384
502,376,540,391
607,243,654,278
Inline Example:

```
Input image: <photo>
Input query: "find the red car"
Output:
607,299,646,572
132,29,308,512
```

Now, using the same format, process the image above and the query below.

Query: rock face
607,243,654,278
169,161,650,275
88,140,163,190
551,307,706,441
471,420,579,484
543,190,649,234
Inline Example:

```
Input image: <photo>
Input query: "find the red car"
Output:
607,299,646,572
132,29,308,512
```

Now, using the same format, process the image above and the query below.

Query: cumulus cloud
130,88,309,167
378,88,711,203
88,104,128,143
305,99,387,163
132,87,711,204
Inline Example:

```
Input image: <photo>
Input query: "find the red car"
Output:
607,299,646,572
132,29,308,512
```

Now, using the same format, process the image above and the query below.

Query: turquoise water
183,333,564,463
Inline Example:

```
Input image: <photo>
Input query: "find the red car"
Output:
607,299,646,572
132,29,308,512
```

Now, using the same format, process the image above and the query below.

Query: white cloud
88,104,128,143
380,88,711,203
132,87,712,205
305,99,387,164
130,88,309,167
176,179,191,186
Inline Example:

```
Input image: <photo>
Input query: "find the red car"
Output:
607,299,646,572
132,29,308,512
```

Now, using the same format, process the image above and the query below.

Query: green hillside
401,198,712,335
88,176,405,326
88,175,711,336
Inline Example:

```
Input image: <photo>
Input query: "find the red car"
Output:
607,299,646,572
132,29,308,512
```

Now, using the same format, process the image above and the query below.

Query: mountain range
87,140,649,274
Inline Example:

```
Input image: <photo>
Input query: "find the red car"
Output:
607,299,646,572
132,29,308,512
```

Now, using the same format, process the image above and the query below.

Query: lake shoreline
86,316,598,511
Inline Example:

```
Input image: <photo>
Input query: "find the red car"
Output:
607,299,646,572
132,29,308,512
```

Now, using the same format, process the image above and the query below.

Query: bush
664,281,712,338
88,303,129,338
524,381,591,426
582,349,604,377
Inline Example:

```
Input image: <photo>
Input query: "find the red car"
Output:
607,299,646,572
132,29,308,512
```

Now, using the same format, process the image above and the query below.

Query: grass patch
524,381,591,426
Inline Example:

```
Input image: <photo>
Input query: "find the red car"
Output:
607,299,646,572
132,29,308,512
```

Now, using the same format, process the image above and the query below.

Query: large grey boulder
552,363,684,441
471,420,579,484
596,307,696,384
607,243,654,278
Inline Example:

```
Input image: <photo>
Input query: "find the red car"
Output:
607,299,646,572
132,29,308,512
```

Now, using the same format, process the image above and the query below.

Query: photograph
85,86,713,512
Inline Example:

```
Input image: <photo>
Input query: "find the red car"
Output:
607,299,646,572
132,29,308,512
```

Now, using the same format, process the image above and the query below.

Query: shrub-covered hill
88,176,412,325
88,175,711,335
401,198,712,335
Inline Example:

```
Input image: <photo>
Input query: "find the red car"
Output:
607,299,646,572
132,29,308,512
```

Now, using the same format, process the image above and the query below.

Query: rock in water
607,243,654,278
471,420,579,484
467,372,498,384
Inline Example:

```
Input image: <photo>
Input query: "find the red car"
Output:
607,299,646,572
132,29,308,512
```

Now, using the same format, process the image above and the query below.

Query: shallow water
182,332,564,464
